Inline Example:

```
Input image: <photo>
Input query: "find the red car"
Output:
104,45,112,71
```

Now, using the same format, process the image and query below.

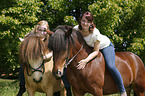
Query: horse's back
116,52,145,95
103,51,145,95
115,52,145,80
116,52,138,80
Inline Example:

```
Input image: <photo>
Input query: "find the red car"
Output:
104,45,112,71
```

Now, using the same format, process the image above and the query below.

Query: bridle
26,60,45,76
65,41,84,67
52,27,84,78
54,27,84,67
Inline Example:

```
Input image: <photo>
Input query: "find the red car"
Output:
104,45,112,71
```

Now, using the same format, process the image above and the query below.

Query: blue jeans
100,42,126,93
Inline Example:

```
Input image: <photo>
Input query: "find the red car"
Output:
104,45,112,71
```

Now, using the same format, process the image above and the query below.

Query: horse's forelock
48,28,67,52
48,25,84,53
20,36,45,64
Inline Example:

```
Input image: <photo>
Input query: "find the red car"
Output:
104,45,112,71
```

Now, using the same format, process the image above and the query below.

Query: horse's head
48,25,85,78
19,33,50,83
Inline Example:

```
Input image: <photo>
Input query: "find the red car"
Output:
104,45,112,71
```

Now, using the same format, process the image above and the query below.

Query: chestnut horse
48,25,145,96
19,32,65,96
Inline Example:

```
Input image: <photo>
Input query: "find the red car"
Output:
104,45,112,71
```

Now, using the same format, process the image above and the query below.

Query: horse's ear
65,27,72,38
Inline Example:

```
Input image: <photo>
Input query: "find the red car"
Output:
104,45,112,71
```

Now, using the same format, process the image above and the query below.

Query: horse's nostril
57,70,62,76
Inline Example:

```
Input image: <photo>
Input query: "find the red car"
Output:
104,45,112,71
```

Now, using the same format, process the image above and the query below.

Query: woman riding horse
60,12,127,96
74,12,127,96
49,24,145,96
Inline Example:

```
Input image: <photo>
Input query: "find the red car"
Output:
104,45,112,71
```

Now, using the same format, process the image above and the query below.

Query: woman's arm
77,40,100,69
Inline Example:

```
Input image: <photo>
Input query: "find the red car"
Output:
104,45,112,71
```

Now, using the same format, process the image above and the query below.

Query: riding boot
17,85,26,96
66,87,72,96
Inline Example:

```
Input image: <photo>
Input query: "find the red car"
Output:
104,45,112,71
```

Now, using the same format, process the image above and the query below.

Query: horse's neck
70,43,91,64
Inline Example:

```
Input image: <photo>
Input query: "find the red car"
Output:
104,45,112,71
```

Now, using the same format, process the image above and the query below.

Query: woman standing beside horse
17,20,65,96
73,11,127,96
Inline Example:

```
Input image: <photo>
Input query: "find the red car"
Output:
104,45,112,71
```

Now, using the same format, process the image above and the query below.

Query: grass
0,78,19,96
0,78,46,96
0,78,133,96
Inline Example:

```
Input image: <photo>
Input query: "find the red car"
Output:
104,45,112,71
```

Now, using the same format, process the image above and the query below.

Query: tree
44,0,145,63
0,0,43,75
0,0,144,75
88,0,145,62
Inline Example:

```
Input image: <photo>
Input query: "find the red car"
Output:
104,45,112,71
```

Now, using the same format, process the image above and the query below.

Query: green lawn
0,78,132,96
0,78,46,96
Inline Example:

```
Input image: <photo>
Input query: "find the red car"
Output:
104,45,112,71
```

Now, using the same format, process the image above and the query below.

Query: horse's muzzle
33,77,42,83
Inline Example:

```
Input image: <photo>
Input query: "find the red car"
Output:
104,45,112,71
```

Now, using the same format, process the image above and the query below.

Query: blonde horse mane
19,33,49,67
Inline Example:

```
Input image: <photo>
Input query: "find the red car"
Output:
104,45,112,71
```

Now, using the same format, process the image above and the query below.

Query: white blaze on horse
19,32,65,96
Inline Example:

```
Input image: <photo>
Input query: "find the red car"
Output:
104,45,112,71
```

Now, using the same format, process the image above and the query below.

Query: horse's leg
126,85,132,96
60,88,66,96
93,88,103,96
26,85,35,96
53,91,60,96
71,87,84,96
133,71,145,96
138,92,145,96
73,92,84,96
27,90,35,96
133,91,137,96
133,91,144,96
46,86,53,96
46,92,53,96
133,84,145,96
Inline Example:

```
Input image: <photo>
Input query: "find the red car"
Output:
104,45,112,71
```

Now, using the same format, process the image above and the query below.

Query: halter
65,41,84,67
26,60,45,76
23,29,51,83
25,33,48,77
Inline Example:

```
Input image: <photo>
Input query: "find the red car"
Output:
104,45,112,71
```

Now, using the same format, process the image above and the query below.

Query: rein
65,42,84,66
26,60,45,76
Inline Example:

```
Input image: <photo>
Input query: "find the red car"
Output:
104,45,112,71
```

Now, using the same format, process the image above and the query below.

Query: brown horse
19,33,66,96
48,25,145,96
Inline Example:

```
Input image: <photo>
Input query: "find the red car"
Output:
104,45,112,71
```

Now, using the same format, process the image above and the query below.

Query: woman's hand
77,41,100,70
77,59,87,70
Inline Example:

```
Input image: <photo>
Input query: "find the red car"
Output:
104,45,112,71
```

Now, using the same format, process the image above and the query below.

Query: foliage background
0,0,145,76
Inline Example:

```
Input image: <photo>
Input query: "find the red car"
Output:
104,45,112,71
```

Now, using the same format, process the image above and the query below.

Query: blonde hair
31,20,49,33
